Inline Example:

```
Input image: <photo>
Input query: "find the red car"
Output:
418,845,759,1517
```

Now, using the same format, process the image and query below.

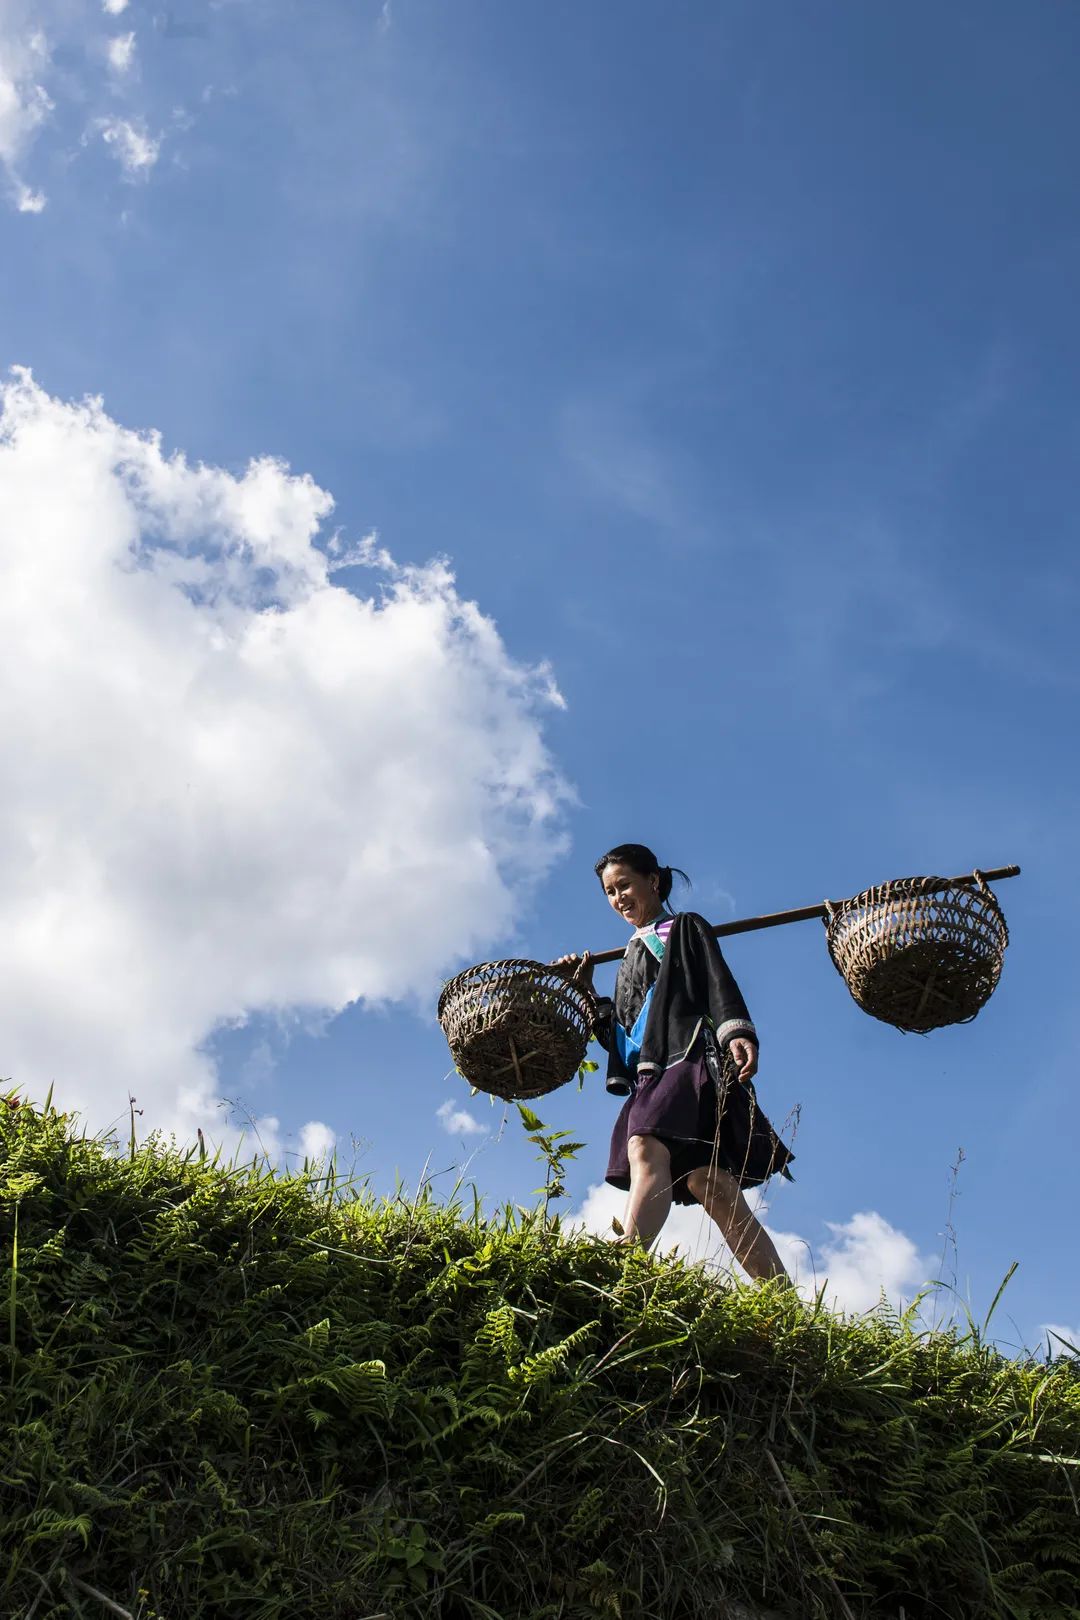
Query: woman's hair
593,843,690,905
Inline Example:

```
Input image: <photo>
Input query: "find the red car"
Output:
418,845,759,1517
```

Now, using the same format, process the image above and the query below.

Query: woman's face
600,861,662,928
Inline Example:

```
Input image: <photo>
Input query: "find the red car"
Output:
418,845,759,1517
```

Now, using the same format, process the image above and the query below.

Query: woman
561,844,793,1282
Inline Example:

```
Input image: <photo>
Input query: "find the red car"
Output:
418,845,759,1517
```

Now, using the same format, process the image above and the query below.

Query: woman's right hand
553,950,595,990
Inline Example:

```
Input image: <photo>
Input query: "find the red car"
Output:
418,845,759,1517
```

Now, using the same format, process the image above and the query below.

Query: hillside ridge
1,1100,1078,1619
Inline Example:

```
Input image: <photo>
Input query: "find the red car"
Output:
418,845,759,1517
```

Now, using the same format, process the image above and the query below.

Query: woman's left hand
728,1038,758,1084
552,951,595,991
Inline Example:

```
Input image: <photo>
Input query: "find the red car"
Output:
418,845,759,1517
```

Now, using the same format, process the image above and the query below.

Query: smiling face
599,860,664,929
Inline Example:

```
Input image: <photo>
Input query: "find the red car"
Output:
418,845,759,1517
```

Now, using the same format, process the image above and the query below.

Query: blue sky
1,0,1077,1343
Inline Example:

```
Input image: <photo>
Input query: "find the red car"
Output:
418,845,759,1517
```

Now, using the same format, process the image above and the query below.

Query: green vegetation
1,1098,1078,1620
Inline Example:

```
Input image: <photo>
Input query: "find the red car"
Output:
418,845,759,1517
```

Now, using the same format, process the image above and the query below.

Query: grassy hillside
1,1099,1078,1620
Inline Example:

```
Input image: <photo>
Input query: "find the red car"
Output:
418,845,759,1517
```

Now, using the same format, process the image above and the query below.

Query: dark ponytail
594,843,690,904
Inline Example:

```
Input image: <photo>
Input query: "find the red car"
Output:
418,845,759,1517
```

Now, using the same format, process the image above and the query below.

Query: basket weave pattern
825,875,1008,1033
437,959,597,1101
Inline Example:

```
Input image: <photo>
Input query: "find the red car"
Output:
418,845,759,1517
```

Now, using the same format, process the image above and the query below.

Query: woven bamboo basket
824,873,1008,1033
438,959,597,1101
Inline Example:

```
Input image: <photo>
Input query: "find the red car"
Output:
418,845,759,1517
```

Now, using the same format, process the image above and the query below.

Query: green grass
1,1098,1078,1620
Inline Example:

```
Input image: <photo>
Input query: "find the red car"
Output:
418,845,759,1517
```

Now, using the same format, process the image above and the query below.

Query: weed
1,1099,1078,1619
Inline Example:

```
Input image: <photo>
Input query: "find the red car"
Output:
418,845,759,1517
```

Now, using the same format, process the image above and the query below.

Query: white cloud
569,1184,935,1315
98,116,159,175
0,25,53,211
216,1109,334,1166
104,0,131,15
0,370,567,1144
436,1099,488,1137
15,181,45,213
299,1120,337,1161
107,32,136,76
1,3,165,211
793,1210,936,1314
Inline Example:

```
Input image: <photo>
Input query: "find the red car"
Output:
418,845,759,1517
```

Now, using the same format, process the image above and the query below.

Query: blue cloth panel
614,984,655,1073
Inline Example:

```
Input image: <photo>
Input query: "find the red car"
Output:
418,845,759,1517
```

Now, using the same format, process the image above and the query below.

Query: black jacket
594,911,757,1097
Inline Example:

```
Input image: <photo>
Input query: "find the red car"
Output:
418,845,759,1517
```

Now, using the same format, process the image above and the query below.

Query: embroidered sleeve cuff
715,1019,757,1049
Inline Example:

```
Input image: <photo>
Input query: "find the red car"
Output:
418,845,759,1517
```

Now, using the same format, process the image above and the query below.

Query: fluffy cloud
570,1183,936,1315
0,370,567,1144
786,1210,937,1314
14,183,45,213
97,115,159,175
436,1099,488,1137
0,25,52,211
2,2,165,211
106,32,136,76
299,1121,337,1161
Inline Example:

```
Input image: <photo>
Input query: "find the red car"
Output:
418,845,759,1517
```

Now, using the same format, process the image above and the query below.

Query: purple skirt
605,1040,794,1206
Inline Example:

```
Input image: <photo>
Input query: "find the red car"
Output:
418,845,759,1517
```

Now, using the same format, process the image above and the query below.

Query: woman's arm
684,914,759,1081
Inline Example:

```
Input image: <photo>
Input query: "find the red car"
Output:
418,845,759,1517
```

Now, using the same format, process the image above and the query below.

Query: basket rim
437,957,598,1023
825,872,1008,932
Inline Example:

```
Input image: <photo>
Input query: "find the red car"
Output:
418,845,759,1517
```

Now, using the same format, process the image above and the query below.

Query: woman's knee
687,1165,740,1208
627,1132,669,1171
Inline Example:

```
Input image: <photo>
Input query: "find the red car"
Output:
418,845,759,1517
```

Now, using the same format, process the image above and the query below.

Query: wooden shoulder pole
585,864,1021,967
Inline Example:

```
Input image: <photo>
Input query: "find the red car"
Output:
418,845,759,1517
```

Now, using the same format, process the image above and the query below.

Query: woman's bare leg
622,1133,673,1248
685,1166,789,1282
